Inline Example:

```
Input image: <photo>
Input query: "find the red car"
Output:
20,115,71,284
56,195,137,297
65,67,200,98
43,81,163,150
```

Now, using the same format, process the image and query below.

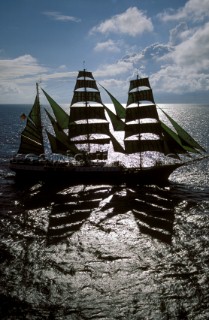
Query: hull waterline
9,162,183,185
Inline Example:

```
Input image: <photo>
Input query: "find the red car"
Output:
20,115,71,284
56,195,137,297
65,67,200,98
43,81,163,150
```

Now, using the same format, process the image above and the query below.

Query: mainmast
69,69,110,160
83,68,90,154
136,74,142,168
124,76,165,163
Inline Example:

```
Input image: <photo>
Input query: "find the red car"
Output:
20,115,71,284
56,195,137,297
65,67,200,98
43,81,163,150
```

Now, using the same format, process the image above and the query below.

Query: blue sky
0,0,209,104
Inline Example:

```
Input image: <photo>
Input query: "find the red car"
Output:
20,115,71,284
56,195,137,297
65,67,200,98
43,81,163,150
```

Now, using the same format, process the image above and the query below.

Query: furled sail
69,69,110,159
18,84,44,155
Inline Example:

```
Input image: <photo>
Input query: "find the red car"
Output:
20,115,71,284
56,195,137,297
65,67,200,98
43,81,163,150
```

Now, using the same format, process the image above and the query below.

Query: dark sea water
0,104,209,319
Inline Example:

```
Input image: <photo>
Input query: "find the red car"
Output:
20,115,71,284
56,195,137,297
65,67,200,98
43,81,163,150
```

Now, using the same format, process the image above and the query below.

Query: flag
20,113,26,121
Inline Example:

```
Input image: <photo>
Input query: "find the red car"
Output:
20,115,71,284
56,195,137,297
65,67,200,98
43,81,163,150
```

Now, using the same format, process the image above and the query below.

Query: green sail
100,85,126,119
160,121,199,155
45,109,78,154
42,89,69,129
18,92,44,155
46,130,68,155
104,105,125,131
18,134,44,155
28,95,42,128
109,132,124,153
160,108,205,152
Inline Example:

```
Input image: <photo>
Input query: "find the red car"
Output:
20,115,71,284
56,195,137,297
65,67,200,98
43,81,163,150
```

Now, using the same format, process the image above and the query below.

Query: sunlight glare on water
0,104,209,319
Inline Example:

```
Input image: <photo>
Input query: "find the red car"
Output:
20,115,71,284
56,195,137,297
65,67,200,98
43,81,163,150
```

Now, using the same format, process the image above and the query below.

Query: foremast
18,83,44,155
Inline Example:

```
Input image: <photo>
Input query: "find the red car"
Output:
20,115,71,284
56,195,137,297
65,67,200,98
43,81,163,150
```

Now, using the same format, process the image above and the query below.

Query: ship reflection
88,185,178,244
12,180,191,245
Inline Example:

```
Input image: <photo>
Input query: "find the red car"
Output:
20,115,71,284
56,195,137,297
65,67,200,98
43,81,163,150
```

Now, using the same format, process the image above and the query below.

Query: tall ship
9,69,207,184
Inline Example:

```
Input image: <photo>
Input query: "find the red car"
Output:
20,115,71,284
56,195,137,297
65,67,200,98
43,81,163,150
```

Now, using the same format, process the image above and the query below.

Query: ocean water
0,104,209,319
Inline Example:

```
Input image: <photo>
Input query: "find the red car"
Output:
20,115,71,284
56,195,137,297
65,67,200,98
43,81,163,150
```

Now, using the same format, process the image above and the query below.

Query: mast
69,69,110,160
136,74,142,168
124,76,165,163
18,83,44,155
83,69,90,154
36,82,40,106
101,80,206,161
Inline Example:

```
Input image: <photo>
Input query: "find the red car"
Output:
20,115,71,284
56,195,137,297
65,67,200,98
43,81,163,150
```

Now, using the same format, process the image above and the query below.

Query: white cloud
150,22,209,95
0,55,48,102
120,43,173,75
114,18,209,97
43,11,81,23
0,55,47,80
164,22,209,73
95,60,133,78
169,22,191,45
94,39,120,53
90,7,153,36
151,65,209,95
159,0,209,22
0,55,79,86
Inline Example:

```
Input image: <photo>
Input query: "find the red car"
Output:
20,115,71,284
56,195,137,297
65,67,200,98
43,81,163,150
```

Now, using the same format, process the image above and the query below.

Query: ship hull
9,161,183,185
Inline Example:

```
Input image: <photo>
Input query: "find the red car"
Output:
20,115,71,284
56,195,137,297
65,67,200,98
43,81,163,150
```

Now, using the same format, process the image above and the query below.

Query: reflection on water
13,182,181,245
0,178,209,319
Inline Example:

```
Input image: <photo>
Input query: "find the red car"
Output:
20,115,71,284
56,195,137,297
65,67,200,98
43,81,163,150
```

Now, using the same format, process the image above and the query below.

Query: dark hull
9,162,183,185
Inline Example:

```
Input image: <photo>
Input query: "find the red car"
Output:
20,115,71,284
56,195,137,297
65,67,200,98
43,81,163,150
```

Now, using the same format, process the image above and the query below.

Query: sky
0,0,209,105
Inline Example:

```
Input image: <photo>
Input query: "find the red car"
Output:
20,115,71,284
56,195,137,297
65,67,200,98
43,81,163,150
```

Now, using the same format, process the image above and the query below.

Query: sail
46,130,71,155
75,80,99,91
129,78,151,91
100,85,126,118
69,123,110,138
160,121,199,155
127,89,155,106
126,105,158,122
124,76,167,157
78,70,94,79
160,108,205,152
71,137,110,144
71,91,102,105
42,89,69,129
104,105,125,131
109,132,125,153
69,106,106,122
125,122,162,139
125,139,164,154
69,69,110,155
18,87,44,155
45,109,78,154
18,134,44,155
